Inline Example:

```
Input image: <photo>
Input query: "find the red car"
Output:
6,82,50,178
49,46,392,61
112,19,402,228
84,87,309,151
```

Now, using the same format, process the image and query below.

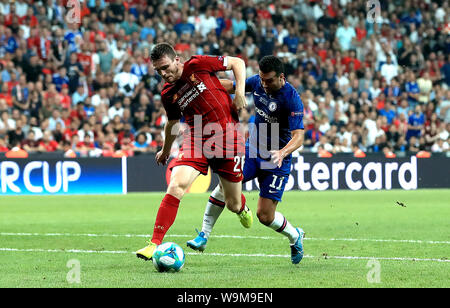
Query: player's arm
219,79,235,94
225,57,247,110
271,90,305,167
220,74,258,95
271,129,304,168
156,119,179,165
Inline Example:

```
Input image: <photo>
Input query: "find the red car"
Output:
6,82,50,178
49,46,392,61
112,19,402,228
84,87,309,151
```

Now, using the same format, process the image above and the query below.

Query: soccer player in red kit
135,43,253,260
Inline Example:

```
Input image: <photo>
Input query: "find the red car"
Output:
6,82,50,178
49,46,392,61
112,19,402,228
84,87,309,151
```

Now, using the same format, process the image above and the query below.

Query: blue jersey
237,75,304,202
243,75,304,163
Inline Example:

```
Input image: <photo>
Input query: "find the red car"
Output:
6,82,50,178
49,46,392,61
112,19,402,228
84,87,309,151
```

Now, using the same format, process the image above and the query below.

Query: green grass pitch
0,189,449,288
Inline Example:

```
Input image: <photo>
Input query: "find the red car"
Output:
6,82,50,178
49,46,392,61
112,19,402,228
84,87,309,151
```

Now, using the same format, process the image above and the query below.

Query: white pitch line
0,247,448,263
1,232,449,245
0,248,129,254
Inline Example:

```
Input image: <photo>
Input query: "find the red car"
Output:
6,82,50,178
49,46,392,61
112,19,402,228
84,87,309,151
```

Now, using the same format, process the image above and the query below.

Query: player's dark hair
150,43,177,61
258,55,284,76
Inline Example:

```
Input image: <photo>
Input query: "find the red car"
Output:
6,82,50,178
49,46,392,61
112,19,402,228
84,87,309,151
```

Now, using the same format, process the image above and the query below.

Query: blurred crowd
0,0,449,158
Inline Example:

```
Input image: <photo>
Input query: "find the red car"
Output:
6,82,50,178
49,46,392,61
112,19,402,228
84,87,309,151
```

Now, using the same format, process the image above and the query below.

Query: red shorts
170,128,245,182
170,152,244,183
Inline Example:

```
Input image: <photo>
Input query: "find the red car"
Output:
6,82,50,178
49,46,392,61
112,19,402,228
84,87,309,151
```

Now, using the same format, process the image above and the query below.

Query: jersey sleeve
188,55,228,73
285,89,304,131
244,75,259,93
161,92,182,121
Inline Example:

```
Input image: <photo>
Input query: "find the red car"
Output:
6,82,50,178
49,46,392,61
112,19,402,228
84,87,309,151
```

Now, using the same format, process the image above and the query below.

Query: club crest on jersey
190,74,207,93
173,94,178,103
190,74,199,84
268,102,277,112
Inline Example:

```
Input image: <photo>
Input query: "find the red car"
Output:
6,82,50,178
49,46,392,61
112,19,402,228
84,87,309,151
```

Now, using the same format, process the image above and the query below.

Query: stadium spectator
21,130,39,153
76,134,96,156
113,61,140,97
48,109,65,131
406,105,425,141
38,130,59,152
379,101,396,125
311,135,333,153
431,137,449,152
405,70,421,109
380,55,398,85
133,132,150,154
0,135,8,152
335,18,356,52
7,118,25,146
72,82,89,106
5,140,28,158
0,0,447,158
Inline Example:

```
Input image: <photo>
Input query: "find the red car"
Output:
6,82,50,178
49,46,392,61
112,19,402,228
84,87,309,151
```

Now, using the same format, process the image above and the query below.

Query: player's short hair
150,43,177,61
258,55,284,76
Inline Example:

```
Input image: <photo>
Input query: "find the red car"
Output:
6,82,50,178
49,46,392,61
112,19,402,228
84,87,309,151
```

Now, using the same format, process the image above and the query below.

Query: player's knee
257,210,273,226
167,181,189,200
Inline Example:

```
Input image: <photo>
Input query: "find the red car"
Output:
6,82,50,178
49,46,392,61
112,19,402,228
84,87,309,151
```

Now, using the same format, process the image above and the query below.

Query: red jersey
161,55,243,157
64,128,78,141
19,15,38,27
58,93,72,110
76,141,95,150
77,53,93,75
39,141,59,152
356,27,367,41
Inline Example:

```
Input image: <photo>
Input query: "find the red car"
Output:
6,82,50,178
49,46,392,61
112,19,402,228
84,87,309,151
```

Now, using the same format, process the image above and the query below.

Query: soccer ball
152,242,185,272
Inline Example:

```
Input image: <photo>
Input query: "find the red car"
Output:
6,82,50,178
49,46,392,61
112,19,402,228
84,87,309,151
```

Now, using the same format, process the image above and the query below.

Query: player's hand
155,150,170,165
233,93,247,110
270,150,285,168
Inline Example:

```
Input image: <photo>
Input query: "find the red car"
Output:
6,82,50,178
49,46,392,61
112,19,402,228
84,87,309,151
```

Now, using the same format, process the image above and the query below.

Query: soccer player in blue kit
187,56,306,264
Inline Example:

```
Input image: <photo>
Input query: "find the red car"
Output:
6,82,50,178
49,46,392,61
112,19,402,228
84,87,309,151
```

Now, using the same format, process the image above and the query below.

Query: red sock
238,193,246,213
152,194,180,245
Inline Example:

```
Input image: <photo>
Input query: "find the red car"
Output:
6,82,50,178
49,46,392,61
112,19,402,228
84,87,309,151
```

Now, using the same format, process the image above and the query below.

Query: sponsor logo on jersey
196,82,207,93
174,82,207,111
255,107,277,123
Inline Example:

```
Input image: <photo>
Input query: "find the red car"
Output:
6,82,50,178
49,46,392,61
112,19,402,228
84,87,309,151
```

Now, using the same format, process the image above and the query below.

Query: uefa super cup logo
366,0,381,23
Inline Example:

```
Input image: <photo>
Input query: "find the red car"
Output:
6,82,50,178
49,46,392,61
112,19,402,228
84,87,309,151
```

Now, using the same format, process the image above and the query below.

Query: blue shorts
243,154,291,202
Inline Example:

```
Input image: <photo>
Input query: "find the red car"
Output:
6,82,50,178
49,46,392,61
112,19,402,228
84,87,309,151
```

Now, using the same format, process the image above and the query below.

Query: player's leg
195,157,254,234
200,154,256,229
202,182,225,238
219,175,253,227
187,155,255,251
186,182,225,251
136,165,201,260
153,165,201,243
256,197,299,243
257,174,305,264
